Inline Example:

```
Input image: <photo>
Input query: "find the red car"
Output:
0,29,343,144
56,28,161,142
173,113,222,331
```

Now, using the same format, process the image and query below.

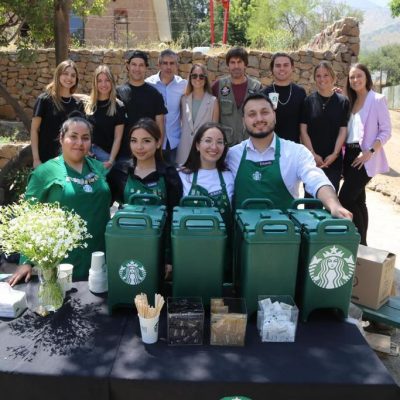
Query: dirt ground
368,110,400,203
363,110,400,386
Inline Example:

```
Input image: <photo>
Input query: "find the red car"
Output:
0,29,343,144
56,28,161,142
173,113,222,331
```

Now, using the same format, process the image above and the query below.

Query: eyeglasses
190,73,206,80
200,138,226,147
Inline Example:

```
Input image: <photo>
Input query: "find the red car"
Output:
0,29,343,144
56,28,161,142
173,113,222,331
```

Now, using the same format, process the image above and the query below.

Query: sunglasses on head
190,73,206,80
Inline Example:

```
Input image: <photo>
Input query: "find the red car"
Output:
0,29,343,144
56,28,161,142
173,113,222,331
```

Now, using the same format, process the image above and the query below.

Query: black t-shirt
116,83,168,157
86,99,126,153
301,91,350,170
262,83,306,143
33,93,84,162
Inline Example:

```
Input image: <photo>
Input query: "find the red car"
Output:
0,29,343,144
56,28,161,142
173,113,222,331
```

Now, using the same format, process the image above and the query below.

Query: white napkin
0,282,28,318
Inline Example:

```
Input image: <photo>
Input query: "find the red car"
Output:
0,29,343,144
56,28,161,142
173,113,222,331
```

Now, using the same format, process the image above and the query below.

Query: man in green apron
226,93,353,219
212,47,262,146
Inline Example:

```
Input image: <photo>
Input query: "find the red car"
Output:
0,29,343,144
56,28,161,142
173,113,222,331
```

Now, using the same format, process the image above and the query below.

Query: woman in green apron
9,115,111,285
179,122,234,280
122,118,182,278
179,122,234,225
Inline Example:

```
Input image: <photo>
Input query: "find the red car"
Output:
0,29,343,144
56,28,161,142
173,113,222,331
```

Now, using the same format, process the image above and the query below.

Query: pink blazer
357,90,391,177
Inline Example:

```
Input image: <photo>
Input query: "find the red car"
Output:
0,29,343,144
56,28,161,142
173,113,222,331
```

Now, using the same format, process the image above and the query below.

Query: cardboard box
351,245,396,310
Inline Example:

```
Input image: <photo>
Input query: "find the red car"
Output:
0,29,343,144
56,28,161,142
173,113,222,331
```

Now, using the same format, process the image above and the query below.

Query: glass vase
37,267,65,313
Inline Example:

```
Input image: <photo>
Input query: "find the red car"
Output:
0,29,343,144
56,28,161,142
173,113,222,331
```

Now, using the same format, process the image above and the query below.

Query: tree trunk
54,0,72,64
0,82,31,131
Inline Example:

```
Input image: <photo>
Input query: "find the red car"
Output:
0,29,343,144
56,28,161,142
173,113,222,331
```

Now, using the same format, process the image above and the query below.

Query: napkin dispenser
0,282,28,318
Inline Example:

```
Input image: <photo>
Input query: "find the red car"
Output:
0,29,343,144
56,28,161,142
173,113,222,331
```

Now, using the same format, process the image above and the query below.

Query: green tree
0,1,108,53
168,0,208,47
311,0,364,35
0,0,109,127
360,44,400,86
168,0,256,47
390,0,400,17
0,0,109,203
246,0,363,50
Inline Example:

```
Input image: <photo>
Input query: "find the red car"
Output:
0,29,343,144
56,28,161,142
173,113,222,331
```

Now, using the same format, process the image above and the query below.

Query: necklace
98,99,110,108
66,172,99,193
318,93,333,111
272,83,292,106
61,96,72,104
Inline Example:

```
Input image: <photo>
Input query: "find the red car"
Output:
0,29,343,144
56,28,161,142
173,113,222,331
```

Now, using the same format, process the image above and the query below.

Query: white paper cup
58,263,74,291
91,251,105,271
88,268,108,293
57,271,68,296
139,315,159,344
268,92,279,109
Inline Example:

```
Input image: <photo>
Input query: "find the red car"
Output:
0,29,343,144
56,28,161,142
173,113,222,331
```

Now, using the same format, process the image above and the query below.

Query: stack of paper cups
58,263,74,291
88,251,108,293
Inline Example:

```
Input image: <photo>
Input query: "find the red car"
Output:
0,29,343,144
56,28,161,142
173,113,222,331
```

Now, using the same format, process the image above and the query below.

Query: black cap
126,50,149,67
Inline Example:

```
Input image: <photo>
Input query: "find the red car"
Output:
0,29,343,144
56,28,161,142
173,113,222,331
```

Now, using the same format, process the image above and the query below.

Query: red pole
222,0,230,45
210,0,215,46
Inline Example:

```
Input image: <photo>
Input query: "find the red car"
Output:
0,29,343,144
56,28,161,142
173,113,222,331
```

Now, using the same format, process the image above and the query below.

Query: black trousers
338,147,371,245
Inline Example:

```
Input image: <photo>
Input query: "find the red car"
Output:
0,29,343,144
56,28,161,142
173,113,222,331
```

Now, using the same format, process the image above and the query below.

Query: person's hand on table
8,264,33,287
330,205,353,220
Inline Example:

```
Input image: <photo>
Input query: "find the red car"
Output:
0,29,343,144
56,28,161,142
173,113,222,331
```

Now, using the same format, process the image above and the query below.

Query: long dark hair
59,113,93,140
346,63,373,109
181,122,228,173
129,118,162,162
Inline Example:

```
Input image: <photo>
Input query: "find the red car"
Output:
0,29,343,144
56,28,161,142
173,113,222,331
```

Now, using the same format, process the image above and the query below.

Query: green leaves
0,0,109,49
360,44,400,86
390,0,400,17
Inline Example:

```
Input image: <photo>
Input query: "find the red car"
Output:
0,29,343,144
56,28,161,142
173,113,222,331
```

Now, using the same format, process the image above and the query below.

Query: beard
246,124,275,139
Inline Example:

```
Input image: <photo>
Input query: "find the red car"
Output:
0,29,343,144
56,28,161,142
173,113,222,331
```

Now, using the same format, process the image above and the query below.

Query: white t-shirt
178,169,235,203
347,112,362,144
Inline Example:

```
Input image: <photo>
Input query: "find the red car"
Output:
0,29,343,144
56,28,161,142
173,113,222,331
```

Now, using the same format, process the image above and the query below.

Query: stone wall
0,17,359,121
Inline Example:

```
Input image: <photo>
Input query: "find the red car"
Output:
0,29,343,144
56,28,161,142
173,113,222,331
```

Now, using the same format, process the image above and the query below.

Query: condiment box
167,297,204,345
210,298,247,346
257,295,299,342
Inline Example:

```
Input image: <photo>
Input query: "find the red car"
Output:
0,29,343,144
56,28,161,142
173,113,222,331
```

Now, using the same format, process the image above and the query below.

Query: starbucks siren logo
309,245,355,289
252,171,262,181
119,260,146,285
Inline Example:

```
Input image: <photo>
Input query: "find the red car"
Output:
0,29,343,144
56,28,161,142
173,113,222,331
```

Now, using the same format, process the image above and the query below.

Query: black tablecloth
0,281,399,400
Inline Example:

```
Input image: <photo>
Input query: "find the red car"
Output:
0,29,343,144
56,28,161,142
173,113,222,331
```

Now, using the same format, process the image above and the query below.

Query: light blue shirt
146,73,187,150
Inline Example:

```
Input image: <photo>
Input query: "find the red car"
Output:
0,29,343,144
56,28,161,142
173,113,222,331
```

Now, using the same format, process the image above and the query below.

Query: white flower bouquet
0,200,91,312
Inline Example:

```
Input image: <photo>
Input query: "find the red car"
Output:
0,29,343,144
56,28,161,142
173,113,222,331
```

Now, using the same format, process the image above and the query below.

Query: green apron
123,174,167,204
62,160,110,280
23,156,110,280
234,137,294,210
188,170,232,231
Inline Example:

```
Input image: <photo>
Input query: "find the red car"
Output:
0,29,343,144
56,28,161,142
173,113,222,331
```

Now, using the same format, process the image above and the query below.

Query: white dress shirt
226,134,333,198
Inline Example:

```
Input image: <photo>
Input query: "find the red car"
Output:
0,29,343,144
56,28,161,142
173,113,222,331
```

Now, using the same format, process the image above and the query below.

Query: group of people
8,46,391,286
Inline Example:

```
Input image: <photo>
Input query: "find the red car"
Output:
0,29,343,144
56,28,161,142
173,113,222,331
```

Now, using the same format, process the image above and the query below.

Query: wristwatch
369,148,375,154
